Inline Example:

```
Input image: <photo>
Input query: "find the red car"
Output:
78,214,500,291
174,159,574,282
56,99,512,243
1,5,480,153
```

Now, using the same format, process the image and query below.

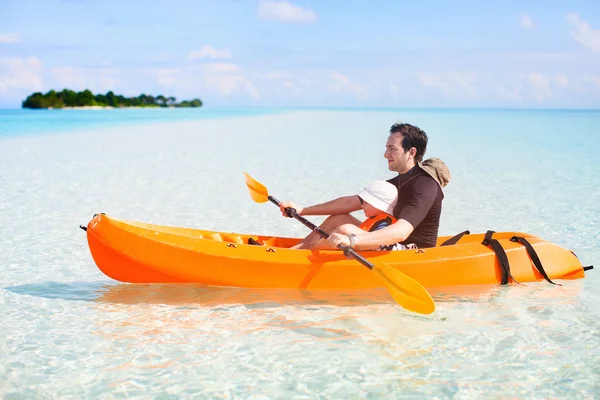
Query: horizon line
1,105,600,112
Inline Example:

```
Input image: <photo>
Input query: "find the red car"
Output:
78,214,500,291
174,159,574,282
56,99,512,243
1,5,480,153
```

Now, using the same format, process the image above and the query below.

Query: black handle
269,195,374,270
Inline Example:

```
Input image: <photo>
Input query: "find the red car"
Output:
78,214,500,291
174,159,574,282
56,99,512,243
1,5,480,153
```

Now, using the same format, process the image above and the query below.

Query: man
279,123,450,250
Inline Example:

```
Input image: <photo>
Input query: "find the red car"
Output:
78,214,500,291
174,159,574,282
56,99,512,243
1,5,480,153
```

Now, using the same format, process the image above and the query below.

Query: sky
1,0,600,108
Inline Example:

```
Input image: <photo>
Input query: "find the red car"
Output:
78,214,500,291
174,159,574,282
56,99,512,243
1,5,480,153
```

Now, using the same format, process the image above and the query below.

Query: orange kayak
84,213,587,289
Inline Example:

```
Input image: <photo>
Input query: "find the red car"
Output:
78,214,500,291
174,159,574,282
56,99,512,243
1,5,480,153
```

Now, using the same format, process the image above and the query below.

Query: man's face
384,134,414,173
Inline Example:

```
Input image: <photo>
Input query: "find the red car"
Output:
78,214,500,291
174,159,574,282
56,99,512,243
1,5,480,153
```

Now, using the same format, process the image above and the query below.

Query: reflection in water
95,283,395,307
5,280,394,307
5,279,585,309
6,281,108,301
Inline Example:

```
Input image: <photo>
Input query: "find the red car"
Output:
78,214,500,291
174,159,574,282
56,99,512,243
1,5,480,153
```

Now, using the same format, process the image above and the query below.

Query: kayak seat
209,233,244,244
220,234,245,244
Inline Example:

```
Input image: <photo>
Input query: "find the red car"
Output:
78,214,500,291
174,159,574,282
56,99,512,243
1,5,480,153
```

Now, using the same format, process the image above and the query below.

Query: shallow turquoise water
0,108,284,138
0,109,598,398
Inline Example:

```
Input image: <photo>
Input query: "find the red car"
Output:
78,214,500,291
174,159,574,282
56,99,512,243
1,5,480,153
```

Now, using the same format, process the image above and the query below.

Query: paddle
244,172,435,315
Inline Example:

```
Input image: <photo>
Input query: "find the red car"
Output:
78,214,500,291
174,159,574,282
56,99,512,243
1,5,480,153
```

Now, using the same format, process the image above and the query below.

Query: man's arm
280,195,362,216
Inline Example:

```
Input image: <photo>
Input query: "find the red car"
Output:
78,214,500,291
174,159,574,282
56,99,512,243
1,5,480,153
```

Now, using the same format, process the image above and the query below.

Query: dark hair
389,123,428,163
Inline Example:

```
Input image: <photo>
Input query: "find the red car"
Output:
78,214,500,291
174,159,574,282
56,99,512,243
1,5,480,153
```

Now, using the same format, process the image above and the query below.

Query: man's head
385,123,428,173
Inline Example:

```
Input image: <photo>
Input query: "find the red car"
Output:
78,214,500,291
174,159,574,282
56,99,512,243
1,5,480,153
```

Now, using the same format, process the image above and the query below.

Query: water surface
1,108,598,398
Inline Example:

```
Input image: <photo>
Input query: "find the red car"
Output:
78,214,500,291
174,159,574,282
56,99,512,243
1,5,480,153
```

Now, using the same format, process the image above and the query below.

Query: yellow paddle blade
372,263,435,315
244,172,269,203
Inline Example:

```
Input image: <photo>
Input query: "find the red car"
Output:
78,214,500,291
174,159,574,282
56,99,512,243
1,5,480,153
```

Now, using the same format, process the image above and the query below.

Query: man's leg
291,214,361,249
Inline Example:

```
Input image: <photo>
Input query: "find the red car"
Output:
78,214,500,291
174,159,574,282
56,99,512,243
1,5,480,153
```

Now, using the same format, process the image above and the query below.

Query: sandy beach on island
48,105,182,110
55,106,114,110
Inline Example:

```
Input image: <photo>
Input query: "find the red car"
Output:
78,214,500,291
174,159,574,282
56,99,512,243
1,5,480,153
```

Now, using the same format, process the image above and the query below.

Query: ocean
1,108,598,398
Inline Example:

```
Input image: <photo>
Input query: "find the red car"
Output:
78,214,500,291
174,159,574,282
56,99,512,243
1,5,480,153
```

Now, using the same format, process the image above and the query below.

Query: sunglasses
359,197,364,205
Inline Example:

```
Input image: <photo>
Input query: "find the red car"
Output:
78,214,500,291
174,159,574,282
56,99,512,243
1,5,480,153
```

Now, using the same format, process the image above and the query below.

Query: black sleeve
396,176,439,228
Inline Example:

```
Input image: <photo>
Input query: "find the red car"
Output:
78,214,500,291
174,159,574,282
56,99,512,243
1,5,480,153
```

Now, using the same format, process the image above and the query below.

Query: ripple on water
1,110,599,398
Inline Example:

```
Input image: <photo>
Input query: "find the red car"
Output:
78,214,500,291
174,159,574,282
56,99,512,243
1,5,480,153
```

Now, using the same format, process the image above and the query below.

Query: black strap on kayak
568,250,594,272
482,230,519,285
441,230,470,246
248,237,263,246
510,236,559,285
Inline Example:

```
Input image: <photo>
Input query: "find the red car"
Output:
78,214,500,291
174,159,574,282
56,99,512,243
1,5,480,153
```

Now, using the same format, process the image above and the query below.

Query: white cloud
188,45,231,60
140,69,600,106
326,71,368,100
0,33,20,43
51,67,119,92
262,70,293,79
566,13,600,52
51,67,87,89
257,70,302,96
554,75,569,88
520,13,535,30
282,81,299,94
0,57,44,94
330,71,350,90
257,0,317,23
2,52,600,107
204,75,260,99
154,68,182,87
582,75,600,91
416,72,478,99
523,73,574,102
189,62,259,99
526,73,553,102
495,84,521,102
590,76,600,90
204,62,242,74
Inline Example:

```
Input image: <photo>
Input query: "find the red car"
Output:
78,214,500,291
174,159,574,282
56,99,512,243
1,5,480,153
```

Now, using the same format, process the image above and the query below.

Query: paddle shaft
268,195,374,270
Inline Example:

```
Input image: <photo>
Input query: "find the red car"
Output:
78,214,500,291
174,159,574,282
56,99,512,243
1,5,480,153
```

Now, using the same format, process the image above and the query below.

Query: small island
22,89,202,109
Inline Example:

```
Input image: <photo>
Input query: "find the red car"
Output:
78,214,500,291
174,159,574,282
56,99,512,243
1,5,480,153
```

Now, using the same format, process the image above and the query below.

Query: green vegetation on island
22,89,203,109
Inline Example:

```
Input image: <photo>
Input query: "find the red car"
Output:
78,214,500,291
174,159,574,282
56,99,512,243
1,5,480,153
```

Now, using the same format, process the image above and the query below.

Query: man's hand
279,201,304,217
327,232,351,249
